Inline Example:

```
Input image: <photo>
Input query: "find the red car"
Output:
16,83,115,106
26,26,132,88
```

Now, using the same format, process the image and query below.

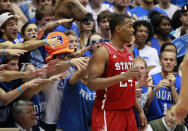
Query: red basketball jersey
94,42,136,110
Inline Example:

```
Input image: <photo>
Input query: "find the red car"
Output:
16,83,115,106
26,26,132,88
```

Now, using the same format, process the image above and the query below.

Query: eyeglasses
58,53,72,59
90,38,104,45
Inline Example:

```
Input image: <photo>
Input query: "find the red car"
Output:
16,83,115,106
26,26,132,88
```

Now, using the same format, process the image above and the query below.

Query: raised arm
22,73,68,100
175,52,188,124
88,46,140,90
0,71,28,82
68,62,89,85
0,78,45,104
43,18,73,34
0,49,27,57
134,98,147,130
46,57,88,77
0,38,61,51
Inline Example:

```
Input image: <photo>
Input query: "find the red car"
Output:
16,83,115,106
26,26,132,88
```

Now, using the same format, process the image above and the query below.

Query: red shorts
91,106,137,131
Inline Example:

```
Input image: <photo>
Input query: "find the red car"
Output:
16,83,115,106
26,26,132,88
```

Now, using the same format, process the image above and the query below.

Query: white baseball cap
0,12,15,27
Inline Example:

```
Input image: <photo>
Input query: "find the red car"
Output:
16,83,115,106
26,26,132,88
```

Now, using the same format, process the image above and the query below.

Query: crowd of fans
0,0,187,130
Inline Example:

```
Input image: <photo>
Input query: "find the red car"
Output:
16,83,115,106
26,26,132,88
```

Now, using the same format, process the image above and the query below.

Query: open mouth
126,44,132,48
105,28,110,31
32,35,37,39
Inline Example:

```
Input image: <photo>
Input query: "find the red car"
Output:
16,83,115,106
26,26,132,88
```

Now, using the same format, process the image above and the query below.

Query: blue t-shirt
28,17,36,24
32,91,45,121
150,37,161,56
0,33,23,63
53,23,79,37
147,73,181,121
19,4,32,20
131,6,168,21
82,50,92,58
150,35,175,56
0,79,23,127
57,80,96,131
31,91,46,131
103,1,114,6
133,46,140,57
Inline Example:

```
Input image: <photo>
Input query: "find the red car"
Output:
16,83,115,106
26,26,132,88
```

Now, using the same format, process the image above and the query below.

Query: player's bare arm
175,52,188,124
88,46,140,90
135,98,147,130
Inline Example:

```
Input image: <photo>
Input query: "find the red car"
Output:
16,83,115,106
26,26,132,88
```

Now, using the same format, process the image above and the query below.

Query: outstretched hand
71,46,90,57
26,68,47,79
174,99,188,125
22,78,48,89
49,72,69,81
55,18,73,26
70,57,89,71
5,49,27,56
137,75,155,88
45,38,62,48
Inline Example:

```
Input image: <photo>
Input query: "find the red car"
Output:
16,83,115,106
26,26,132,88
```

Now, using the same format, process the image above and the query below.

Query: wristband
68,59,71,65
18,87,23,94
44,39,48,44
2,49,5,57
152,87,156,93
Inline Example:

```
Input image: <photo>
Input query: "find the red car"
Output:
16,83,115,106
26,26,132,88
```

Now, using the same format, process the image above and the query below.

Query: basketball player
175,52,188,124
88,14,147,131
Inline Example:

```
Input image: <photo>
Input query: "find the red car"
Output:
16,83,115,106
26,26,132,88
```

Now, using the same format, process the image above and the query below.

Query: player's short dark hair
110,14,131,35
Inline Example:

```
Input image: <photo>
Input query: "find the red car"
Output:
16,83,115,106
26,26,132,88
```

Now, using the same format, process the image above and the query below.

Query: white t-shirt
41,67,74,124
138,45,161,75
42,79,64,124
155,4,180,19
139,45,160,67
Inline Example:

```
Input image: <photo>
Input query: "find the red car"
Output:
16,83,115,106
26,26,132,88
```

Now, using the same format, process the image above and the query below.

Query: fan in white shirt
133,20,161,75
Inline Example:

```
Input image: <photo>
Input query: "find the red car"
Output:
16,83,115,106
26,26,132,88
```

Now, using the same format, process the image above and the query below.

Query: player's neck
110,37,125,51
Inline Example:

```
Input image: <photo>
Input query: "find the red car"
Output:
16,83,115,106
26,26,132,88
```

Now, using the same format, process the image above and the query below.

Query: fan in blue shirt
57,63,96,131
131,0,167,21
146,50,181,121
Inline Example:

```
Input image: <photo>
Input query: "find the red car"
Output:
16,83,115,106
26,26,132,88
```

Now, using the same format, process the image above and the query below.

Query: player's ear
115,25,121,34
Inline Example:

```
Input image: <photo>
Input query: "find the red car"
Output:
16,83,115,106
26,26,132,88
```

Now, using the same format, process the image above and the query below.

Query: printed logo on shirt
79,89,96,100
113,55,117,59
115,62,133,70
